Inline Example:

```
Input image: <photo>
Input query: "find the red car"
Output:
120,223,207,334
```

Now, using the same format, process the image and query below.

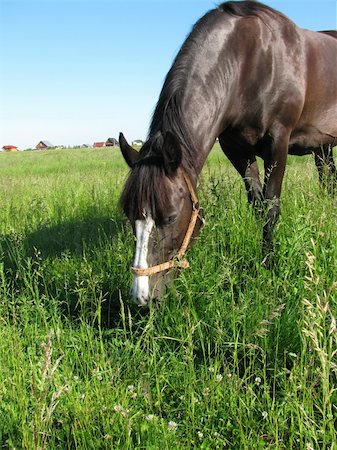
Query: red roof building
2,145,18,152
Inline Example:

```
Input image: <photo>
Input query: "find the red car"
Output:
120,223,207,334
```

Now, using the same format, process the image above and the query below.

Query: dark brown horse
119,1,337,305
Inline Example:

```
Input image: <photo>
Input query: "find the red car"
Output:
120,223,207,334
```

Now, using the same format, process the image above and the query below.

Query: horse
119,1,337,305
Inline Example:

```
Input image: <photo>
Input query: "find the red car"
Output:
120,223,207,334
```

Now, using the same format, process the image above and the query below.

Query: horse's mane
147,15,211,171
218,1,288,20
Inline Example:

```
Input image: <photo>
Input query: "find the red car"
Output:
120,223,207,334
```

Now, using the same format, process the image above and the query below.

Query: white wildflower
203,387,210,397
168,421,178,430
121,409,129,418
145,414,155,422
255,377,262,385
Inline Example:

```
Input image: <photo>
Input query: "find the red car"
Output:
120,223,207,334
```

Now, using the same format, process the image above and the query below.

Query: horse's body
119,1,337,305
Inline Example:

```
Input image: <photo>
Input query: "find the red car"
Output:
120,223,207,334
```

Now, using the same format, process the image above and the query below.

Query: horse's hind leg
314,145,337,191
218,134,263,208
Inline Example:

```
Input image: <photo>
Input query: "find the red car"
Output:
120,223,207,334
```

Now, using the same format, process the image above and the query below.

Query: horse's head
119,131,203,306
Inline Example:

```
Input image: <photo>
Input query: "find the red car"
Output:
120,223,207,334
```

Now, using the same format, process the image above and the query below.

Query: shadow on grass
1,214,126,264
27,216,125,258
0,214,147,329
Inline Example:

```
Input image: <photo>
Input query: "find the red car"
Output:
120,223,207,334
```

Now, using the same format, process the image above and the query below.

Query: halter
131,170,202,277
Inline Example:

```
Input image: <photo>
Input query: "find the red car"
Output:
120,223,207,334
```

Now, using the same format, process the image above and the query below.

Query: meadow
0,145,336,449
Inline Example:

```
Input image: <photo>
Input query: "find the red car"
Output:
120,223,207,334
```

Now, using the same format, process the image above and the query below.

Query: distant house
93,142,105,148
2,145,18,152
93,138,119,148
132,139,144,146
105,137,119,147
36,140,53,150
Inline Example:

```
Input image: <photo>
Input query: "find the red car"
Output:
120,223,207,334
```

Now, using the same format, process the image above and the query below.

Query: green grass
0,146,336,449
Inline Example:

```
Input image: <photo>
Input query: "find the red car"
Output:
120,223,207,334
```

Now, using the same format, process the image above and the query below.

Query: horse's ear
162,131,182,176
119,132,141,168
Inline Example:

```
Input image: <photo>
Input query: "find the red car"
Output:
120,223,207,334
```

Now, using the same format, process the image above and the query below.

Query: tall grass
0,146,336,449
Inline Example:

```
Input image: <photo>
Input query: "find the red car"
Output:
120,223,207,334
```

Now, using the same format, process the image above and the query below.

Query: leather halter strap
131,170,201,277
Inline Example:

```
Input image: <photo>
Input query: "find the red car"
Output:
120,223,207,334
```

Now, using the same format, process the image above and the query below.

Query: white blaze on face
131,211,155,305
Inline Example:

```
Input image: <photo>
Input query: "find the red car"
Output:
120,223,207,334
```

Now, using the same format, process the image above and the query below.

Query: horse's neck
180,90,227,176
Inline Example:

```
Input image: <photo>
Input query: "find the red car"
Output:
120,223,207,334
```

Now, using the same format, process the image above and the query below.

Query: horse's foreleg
314,146,326,185
262,128,289,255
244,160,264,208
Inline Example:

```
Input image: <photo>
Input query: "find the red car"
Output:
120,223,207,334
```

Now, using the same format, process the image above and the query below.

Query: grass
0,146,336,449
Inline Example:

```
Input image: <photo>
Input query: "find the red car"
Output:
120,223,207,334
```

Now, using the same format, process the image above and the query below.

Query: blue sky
1,0,336,149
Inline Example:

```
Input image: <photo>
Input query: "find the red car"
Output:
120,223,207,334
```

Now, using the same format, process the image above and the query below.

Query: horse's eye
162,215,177,226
